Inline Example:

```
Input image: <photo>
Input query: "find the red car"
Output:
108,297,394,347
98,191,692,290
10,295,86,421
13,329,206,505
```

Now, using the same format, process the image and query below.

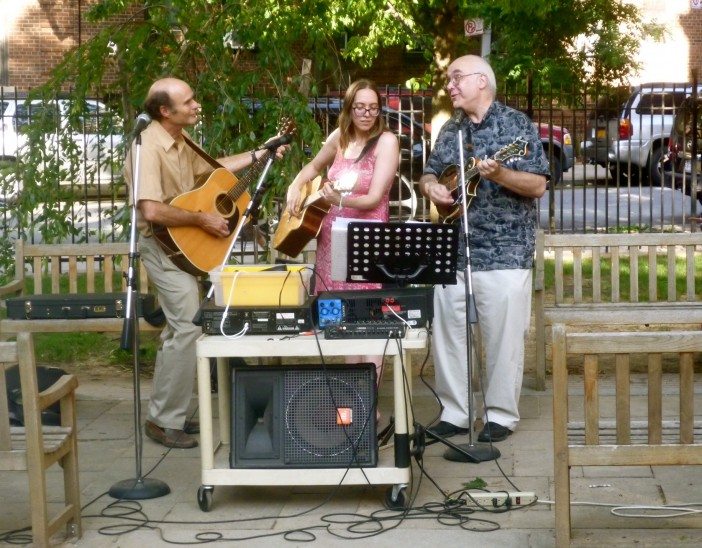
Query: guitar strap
182,133,224,170
354,134,381,164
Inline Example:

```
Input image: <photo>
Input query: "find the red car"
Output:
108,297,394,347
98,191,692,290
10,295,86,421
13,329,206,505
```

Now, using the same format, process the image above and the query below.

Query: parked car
321,86,432,115
581,102,623,178
537,123,573,185
588,83,702,185
667,95,701,200
0,97,122,203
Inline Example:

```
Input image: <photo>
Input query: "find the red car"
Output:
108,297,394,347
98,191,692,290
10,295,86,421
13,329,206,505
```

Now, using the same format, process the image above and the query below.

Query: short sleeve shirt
123,120,213,236
424,101,550,271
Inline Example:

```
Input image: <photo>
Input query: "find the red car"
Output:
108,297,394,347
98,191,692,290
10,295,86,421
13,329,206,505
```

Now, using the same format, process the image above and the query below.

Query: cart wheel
384,485,409,510
197,485,214,512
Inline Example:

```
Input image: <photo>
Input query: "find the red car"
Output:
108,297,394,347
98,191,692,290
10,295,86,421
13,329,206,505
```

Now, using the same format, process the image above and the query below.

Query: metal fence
1,82,701,251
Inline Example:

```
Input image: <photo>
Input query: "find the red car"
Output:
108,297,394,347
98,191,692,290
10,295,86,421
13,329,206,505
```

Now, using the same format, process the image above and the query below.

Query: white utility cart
195,330,427,511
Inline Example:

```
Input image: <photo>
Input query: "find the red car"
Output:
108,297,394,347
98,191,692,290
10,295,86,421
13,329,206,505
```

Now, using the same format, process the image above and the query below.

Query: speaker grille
283,367,376,466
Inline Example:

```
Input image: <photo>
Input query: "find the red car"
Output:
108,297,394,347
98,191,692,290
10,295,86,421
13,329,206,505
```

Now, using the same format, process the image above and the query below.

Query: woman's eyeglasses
352,104,381,117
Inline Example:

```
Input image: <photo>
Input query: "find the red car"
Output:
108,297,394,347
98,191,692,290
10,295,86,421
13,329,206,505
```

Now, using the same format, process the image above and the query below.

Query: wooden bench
533,230,702,390
0,240,161,335
552,325,702,546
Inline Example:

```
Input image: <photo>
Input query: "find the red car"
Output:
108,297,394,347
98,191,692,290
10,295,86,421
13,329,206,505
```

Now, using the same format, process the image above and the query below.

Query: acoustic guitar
151,118,295,276
272,172,358,258
435,137,528,223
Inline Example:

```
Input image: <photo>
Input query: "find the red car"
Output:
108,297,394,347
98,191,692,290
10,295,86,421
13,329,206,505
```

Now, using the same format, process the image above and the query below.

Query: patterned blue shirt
424,101,550,271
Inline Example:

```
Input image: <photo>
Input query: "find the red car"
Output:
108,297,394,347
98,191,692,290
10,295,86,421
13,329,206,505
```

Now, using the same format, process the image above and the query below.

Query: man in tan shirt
124,77,285,448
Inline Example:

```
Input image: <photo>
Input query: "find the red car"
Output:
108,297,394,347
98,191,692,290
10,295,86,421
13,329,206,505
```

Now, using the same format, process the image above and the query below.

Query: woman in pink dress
286,79,399,380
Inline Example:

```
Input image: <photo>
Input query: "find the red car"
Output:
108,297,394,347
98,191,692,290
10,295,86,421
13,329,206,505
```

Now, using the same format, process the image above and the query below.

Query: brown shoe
145,420,198,449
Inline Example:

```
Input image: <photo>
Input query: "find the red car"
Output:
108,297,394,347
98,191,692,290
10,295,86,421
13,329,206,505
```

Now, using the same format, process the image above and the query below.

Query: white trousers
140,236,202,430
432,268,532,431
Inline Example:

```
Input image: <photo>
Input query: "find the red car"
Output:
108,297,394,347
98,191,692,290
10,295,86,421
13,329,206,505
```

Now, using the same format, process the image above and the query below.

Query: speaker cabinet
230,364,377,468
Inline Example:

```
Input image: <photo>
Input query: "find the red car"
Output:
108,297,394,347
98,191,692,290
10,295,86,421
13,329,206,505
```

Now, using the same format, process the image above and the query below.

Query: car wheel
548,155,562,185
647,147,669,187
609,163,639,184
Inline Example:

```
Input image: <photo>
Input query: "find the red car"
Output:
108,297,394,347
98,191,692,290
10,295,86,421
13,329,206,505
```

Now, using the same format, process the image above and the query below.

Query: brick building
0,0,138,90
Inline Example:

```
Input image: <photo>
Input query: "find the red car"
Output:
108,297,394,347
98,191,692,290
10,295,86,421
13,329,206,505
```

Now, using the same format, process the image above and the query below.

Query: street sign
464,18,484,37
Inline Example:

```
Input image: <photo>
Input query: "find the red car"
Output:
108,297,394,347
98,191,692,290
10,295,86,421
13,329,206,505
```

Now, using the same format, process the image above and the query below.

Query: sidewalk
2,350,702,547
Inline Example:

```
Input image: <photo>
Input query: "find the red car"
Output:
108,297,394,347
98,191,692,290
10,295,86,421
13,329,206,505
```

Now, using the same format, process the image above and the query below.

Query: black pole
109,130,170,500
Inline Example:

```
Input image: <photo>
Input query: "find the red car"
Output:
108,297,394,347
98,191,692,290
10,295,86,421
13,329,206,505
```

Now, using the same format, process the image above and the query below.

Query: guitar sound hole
216,194,235,217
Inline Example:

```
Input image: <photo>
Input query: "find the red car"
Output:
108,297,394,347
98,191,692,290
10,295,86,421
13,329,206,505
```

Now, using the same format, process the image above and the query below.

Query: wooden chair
0,332,81,546
552,324,702,546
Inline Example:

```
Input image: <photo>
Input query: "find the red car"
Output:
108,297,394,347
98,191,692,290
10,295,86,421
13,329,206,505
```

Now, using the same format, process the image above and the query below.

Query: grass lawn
543,252,702,302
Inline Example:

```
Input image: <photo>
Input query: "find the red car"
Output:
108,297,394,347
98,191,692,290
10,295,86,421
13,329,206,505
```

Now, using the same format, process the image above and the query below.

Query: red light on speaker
336,407,353,426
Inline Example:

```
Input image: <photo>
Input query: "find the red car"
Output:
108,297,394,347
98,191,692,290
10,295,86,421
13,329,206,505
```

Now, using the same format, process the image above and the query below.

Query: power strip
466,491,537,508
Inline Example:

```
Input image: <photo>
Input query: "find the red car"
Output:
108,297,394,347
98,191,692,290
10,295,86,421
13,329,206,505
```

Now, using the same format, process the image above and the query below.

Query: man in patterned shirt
420,55,549,444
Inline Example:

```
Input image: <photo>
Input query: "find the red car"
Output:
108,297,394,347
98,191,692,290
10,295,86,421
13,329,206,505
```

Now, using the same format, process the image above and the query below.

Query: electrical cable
1,269,534,545
537,499,702,519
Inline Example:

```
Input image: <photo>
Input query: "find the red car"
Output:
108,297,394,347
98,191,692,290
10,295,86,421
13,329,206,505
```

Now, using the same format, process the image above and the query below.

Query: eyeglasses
352,104,381,117
446,72,484,88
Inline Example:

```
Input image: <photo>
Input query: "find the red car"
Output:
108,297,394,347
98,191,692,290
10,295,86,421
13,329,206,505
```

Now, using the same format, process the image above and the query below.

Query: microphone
132,113,151,136
452,108,466,125
257,133,293,151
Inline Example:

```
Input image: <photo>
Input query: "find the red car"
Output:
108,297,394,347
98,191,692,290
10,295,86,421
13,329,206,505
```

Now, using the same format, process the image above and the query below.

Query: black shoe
427,420,469,439
477,421,512,443
184,419,199,435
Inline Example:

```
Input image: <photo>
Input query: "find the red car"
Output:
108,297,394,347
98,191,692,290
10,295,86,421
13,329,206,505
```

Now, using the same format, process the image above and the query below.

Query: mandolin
435,137,528,223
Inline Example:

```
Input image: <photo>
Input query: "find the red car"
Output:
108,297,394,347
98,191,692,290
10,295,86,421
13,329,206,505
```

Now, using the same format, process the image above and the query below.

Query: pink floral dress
314,143,389,293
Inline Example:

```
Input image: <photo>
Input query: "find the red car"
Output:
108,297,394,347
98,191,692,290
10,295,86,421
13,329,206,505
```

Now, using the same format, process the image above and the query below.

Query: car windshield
14,103,60,132
676,100,702,144
635,91,688,115
14,100,120,134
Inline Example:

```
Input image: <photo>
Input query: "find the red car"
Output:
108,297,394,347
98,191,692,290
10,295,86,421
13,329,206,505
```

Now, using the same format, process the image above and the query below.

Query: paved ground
1,335,702,548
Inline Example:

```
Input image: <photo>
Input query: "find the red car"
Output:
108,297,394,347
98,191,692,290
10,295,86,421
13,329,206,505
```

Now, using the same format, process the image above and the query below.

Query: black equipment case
6,292,158,321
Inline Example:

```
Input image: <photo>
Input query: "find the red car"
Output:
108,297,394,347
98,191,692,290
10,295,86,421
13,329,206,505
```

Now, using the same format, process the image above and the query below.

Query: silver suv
608,82,701,185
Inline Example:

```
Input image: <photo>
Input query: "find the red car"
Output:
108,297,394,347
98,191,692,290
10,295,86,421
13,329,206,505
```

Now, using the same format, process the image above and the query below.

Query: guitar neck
226,150,271,201
464,145,518,178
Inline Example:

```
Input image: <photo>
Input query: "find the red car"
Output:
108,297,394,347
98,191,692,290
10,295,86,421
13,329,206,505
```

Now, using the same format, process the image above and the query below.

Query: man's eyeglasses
446,72,484,88
352,104,381,117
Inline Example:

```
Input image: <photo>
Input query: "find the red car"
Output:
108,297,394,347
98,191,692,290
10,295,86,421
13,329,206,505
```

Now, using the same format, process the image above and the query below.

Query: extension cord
467,491,537,508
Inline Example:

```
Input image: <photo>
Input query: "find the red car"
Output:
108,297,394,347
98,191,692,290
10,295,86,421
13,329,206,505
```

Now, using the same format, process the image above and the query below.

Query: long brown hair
338,79,385,152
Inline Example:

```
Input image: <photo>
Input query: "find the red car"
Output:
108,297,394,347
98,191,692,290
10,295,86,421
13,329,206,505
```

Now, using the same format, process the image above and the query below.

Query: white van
0,98,123,203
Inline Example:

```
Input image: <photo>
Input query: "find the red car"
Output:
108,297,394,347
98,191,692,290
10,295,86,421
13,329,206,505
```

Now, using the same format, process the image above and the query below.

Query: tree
2,0,659,256
341,0,661,129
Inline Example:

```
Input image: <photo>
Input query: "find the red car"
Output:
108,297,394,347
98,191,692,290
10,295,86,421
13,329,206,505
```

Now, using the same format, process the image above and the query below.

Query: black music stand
345,221,459,286
346,220,499,463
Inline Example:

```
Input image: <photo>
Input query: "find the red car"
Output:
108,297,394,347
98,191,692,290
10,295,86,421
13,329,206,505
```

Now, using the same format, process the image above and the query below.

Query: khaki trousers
432,269,532,431
140,236,201,430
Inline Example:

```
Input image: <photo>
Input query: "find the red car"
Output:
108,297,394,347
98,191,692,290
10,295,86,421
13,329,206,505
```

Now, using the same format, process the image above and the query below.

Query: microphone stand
109,130,170,499
427,122,500,463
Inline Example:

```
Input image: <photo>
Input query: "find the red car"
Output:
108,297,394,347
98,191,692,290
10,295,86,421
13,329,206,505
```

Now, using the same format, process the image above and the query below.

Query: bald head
144,77,191,121
450,55,497,98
